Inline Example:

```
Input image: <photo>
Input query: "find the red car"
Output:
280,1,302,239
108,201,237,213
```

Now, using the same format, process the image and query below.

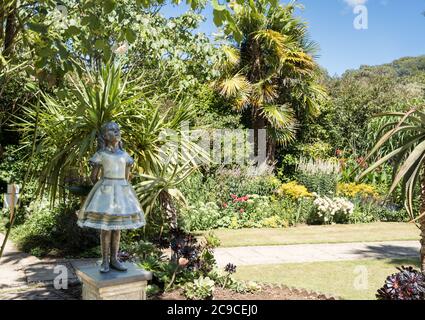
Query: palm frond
216,73,252,98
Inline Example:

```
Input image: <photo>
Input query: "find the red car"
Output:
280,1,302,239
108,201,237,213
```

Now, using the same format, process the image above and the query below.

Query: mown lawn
204,222,419,247
233,258,420,300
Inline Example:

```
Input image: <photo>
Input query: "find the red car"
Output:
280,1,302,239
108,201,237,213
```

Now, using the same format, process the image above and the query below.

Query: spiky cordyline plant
16,60,209,210
358,106,425,270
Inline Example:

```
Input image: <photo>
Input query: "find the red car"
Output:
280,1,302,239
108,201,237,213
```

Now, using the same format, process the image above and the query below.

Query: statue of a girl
78,122,145,273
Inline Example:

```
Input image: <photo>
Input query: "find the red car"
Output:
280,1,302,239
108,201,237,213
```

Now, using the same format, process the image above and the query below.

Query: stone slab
75,262,152,300
75,262,152,288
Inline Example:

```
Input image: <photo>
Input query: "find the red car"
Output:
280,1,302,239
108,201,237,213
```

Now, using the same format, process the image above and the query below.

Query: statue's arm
90,166,101,184
125,164,132,181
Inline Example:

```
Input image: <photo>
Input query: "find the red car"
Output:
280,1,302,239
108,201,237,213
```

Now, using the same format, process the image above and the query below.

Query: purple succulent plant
377,266,425,300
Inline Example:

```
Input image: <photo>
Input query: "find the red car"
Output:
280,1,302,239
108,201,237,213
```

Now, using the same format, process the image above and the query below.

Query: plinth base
75,262,152,300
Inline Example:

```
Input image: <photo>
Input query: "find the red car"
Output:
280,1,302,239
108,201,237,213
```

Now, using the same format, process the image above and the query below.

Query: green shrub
180,193,314,231
179,165,280,207
180,202,222,231
12,199,99,257
297,142,333,159
350,200,408,223
183,276,215,300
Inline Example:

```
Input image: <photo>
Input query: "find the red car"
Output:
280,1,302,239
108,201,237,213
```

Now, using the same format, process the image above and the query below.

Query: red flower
222,203,228,208
356,157,368,169
336,149,342,157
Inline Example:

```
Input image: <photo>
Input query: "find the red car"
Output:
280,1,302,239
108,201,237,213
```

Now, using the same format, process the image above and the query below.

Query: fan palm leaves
212,0,326,161
358,106,425,270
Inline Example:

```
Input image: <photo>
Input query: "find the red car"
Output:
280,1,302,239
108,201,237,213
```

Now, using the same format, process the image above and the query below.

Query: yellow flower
277,181,312,199
337,183,378,198
230,217,239,229
261,216,288,228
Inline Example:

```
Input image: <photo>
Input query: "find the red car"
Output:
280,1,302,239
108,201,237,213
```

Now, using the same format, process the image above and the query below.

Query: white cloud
344,0,368,7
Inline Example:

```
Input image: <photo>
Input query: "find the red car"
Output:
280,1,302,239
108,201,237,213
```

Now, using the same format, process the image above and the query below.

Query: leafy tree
316,59,425,157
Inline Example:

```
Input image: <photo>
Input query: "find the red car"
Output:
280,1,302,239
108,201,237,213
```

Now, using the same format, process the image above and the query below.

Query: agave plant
359,107,425,270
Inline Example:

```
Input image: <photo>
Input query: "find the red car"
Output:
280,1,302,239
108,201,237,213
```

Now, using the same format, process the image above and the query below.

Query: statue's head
98,122,123,151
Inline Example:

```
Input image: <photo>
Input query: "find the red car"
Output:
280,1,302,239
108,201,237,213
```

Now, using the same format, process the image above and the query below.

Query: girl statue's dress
77,149,145,230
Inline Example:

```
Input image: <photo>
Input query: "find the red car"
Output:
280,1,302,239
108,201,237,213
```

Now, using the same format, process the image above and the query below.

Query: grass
233,258,420,300
205,222,420,247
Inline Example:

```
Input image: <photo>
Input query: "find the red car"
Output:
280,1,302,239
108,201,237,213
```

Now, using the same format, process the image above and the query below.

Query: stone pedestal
75,262,152,300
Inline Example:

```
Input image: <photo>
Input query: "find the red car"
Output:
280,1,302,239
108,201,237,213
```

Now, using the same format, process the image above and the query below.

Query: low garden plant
124,228,260,299
377,266,425,300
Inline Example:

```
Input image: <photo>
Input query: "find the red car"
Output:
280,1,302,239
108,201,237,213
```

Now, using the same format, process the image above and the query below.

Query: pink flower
230,194,237,199
178,257,189,267
239,209,244,213
223,203,228,208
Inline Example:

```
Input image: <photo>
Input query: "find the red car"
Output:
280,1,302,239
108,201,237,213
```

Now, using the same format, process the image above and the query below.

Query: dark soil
150,284,337,300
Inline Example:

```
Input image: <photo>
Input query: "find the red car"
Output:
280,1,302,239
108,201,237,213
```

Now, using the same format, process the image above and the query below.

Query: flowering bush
310,195,354,224
260,215,289,228
277,181,312,199
337,183,378,199
296,157,340,196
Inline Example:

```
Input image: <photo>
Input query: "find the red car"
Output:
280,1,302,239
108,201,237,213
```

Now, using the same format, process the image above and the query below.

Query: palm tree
213,0,327,162
359,107,425,270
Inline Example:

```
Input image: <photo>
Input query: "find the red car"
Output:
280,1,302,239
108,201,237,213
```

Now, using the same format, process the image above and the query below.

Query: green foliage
11,199,99,257
183,276,215,300
297,142,333,159
18,60,207,214
179,165,280,204
349,200,408,224
134,229,220,294
180,194,315,231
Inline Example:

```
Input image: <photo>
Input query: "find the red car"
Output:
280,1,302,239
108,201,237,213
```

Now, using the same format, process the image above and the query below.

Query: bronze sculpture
78,122,145,273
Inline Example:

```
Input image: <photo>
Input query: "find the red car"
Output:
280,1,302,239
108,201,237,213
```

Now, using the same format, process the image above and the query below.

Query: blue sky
161,0,425,76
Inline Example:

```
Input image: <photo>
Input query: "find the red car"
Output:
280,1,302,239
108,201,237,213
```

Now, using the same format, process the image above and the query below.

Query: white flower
114,42,128,55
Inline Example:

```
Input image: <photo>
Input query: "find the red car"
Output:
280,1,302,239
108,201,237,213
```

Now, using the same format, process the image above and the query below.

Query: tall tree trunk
252,114,276,164
252,114,265,163
266,136,276,164
420,216,425,272
0,6,5,41
159,190,177,230
3,2,16,57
